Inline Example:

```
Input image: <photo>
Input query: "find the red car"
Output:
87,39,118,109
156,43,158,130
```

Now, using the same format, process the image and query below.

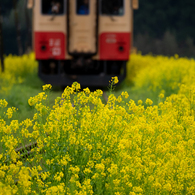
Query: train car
27,0,138,87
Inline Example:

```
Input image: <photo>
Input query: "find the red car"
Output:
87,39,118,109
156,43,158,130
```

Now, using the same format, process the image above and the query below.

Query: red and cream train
28,0,138,86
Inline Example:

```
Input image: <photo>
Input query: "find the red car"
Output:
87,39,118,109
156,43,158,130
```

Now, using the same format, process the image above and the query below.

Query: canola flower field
0,54,195,194
0,53,37,94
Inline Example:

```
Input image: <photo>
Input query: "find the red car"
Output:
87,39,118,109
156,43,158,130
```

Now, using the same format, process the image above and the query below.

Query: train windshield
41,0,65,15
100,0,124,16
76,0,90,15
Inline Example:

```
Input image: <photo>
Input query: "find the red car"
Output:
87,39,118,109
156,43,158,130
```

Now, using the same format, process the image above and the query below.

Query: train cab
28,0,138,86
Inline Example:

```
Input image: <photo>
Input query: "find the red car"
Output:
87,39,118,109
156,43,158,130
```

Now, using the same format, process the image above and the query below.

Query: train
27,0,138,87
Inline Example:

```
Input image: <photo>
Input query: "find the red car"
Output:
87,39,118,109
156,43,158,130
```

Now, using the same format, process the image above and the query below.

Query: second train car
28,0,138,86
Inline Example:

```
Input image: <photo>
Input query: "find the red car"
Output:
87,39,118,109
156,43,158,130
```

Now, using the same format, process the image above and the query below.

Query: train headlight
41,45,46,51
118,46,124,52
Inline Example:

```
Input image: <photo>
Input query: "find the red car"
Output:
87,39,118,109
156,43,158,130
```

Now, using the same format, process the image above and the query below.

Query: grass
0,73,62,122
1,73,161,123
0,55,164,122
107,80,163,107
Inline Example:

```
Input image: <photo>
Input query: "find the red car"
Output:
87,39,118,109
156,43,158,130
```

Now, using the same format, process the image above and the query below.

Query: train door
68,0,97,55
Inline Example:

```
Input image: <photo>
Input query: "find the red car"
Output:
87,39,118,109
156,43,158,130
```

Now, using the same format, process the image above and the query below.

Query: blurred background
1,0,195,57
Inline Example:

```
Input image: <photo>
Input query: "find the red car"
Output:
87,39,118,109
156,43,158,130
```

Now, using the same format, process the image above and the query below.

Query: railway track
15,142,38,160
103,90,108,103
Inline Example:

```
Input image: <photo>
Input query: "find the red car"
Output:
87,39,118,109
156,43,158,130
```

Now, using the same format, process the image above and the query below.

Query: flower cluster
127,53,195,97
0,53,37,94
42,84,52,91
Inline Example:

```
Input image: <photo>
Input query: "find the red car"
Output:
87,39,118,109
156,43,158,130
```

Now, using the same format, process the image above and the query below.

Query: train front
28,0,138,87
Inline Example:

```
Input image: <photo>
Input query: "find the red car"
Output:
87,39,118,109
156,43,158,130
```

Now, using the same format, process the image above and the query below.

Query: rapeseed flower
42,84,52,91
0,53,37,95
1,54,195,194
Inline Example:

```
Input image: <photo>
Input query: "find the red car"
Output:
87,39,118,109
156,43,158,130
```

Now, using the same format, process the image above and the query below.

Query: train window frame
100,0,125,16
41,0,66,16
76,0,90,15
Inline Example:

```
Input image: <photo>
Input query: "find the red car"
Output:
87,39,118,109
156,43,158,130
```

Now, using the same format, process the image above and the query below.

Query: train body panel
35,32,66,59
99,32,130,60
33,0,72,60
29,0,138,86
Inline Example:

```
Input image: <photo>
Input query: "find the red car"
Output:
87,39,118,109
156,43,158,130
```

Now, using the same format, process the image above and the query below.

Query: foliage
134,0,195,43
133,0,195,56
134,31,195,57
2,0,32,55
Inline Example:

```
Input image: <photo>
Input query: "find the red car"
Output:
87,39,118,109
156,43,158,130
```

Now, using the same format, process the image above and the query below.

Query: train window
100,0,124,16
41,0,65,15
76,0,89,15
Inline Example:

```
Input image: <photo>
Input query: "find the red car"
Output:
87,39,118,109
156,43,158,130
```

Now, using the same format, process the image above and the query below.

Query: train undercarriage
38,59,127,87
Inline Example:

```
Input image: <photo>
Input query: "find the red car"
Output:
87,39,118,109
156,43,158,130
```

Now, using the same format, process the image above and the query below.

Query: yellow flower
111,76,119,85
42,84,52,91
71,82,81,91
0,99,8,108
138,100,143,105
163,183,172,191
113,179,120,187
121,91,129,99
54,172,64,182
95,163,105,172
159,93,164,99
6,107,16,119
83,87,90,94
133,186,143,193
145,98,153,105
